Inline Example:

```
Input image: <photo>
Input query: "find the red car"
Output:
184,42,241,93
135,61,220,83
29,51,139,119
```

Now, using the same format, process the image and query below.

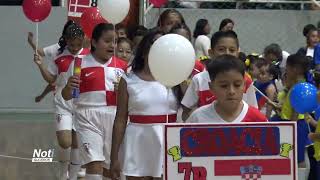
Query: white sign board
164,122,297,180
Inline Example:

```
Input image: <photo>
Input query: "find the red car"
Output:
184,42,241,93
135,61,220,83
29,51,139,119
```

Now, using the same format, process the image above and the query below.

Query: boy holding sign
187,55,267,123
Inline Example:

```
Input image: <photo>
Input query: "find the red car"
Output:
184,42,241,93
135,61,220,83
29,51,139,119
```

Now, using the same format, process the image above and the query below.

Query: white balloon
148,34,196,87
98,0,130,24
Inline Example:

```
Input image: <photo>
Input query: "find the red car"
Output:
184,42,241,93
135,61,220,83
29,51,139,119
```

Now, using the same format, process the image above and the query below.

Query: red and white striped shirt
65,54,127,107
182,71,258,109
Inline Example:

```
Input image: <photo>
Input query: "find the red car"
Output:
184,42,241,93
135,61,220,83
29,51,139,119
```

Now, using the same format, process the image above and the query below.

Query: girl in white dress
110,29,180,180
193,19,211,59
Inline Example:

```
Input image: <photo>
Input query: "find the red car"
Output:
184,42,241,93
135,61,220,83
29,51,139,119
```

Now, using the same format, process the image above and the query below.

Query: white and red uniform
122,72,178,177
187,101,267,123
48,48,90,131
181,71,258,109
64,54,127,167
43,43,60,61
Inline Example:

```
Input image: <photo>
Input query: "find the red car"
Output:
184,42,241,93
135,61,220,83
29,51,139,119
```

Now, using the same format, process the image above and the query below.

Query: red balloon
80,7,107,39
150,0,168,8
22,0,51,22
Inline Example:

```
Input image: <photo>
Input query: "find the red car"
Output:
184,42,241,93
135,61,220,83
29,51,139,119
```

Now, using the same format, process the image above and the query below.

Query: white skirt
122,123,164,177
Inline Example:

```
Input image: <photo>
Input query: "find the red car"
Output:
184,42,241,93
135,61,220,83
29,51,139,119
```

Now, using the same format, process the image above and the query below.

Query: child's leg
69,130,81,180
317,161,320,180
35,84,55,102
55,114,73,180
297,120,312,179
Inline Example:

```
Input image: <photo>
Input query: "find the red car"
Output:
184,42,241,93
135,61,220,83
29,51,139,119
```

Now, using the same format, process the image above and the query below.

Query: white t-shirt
43,43,60,61
279,51,290,69
306,48,314,57
187,101,248,123
194,35,211,59
187,101,267,123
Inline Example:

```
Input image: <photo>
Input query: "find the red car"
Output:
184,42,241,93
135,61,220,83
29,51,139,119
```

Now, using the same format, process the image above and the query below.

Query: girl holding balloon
28,20,84,104
62,23,127,180
33,22,89,180
110,29,180,180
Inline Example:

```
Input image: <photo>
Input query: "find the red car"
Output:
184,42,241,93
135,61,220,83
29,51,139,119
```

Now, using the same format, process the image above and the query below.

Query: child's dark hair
169,23,191,41
58,22,84,54
193,19,209,39
128,25,148,40
115,23,127,34
255,58,268,69
211,30,239,48
255,58,280,80
238,52,247,63
303,24,317,37
91,23,114,52
157,9,186,27
269,64,281,80
246,54,260,68
264,43,283,61
207,54,245,81
219,18,234,31
131,28,164,72
286,54,310,77
117,37,133,49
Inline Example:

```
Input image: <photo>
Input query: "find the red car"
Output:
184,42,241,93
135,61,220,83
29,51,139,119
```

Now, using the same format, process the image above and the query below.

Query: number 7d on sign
178,162,207,180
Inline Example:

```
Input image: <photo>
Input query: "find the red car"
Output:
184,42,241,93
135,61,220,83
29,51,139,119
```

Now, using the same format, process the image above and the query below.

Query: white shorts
74,107,116,167
55,113,74,131
122,123,164,177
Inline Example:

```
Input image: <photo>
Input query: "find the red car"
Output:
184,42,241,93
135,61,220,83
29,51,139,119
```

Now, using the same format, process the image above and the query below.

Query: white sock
86,174,103,180
69,148,81,180
304,149,310,179
298,168,308,180
59,161,69,180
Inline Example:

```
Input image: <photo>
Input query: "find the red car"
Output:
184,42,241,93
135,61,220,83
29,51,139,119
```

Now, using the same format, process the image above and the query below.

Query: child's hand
34,54,44,66
66,76,80,90
35,95,43,103
308,132,320,142
267,100,281,109
110,159,121,180
113,81,119,92
28,32,34,44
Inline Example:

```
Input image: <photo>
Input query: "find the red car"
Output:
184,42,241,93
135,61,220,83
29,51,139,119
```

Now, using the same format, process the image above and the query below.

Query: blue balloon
290,82,318,114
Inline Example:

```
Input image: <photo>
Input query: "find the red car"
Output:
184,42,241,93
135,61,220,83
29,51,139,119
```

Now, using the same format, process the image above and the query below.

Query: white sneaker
77,168,86,178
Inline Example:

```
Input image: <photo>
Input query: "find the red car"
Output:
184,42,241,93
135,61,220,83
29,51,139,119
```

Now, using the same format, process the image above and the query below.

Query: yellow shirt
280,90,304,120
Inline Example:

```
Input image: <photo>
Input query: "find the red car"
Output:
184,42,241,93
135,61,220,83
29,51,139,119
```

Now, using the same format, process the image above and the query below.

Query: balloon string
166,87,170,124
113,25,119,105
36,22,39,55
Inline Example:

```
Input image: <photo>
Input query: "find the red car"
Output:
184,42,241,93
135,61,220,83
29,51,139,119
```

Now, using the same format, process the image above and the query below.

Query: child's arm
34,54,57,84
35,84,55,102
305,113,318,128
27,32,45,57
62,75,79,101
110,78,129,179
309,133,320,142
265,84,277,119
